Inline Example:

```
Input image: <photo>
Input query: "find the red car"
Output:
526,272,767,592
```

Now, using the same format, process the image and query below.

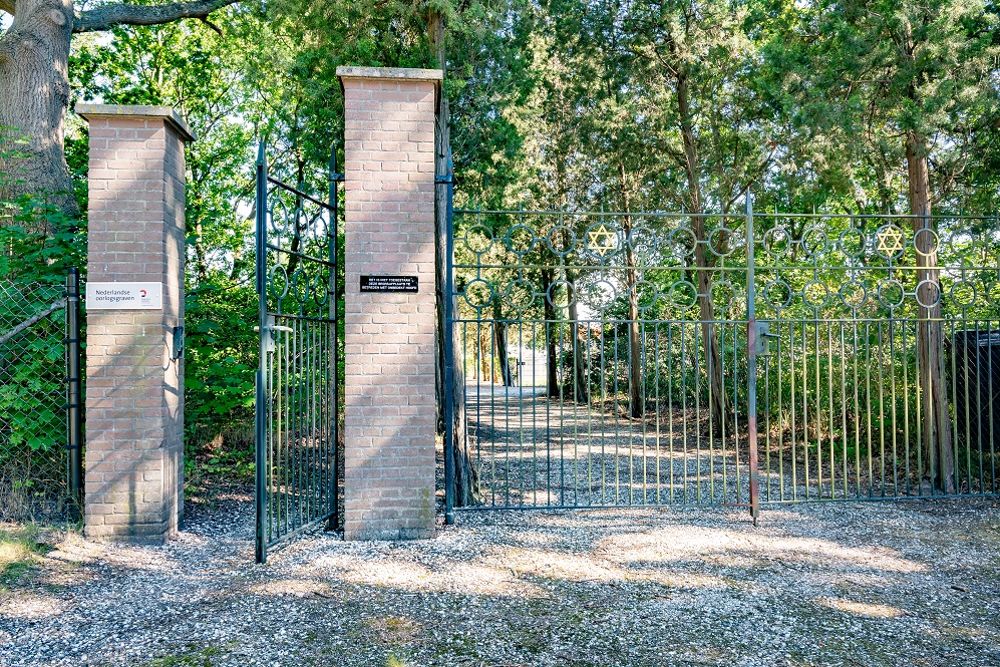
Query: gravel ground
2,493,999,667
465,385,981,509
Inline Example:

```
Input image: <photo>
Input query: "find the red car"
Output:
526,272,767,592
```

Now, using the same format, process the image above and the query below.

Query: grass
144,645,223,667
0,524,53,590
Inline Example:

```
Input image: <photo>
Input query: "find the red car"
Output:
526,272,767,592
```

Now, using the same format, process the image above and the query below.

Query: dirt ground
1,494,999,667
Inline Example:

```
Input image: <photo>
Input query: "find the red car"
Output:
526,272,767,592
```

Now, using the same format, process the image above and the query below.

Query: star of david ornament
587,224,617,256
876,225,905,256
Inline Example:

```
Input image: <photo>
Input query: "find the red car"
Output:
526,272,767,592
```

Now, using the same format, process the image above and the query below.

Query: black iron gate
443,195,1000,517
255,144,341,562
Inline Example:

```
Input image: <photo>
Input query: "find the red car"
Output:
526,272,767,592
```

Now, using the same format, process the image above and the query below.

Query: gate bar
441,154,457,525
254,142,269,564
745,191,761,524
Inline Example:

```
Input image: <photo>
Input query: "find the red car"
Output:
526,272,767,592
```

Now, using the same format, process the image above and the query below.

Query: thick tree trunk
907,131,955,493
617,180,643,419
566,272,588,404
428,9,476,505
541,267,560,398
0,0,77,224
492,298,513,387
676,70,726,432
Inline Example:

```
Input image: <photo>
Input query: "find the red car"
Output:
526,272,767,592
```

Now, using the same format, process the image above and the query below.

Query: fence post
442,154,456,525
745,191,761,524
65,268,83,513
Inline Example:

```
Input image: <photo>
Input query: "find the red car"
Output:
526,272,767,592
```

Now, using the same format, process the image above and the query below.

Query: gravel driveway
2,494,999,667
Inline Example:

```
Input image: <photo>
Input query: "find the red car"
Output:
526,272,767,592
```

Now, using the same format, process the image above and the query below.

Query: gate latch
255,315,295,353
753,321,779,356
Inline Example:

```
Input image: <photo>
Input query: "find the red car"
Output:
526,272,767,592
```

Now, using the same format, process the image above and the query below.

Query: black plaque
360,275,419,293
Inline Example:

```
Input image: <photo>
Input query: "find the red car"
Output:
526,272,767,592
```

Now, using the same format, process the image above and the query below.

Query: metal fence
443,203,1000,517
0,272,83,522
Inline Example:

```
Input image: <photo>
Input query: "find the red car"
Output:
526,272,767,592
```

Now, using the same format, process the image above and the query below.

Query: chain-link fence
0,280,78,522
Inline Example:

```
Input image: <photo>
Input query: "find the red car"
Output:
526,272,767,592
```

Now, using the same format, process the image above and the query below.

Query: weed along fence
5,70,994,562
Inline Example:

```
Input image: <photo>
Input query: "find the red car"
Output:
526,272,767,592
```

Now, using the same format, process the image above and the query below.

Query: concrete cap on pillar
77,103,196,143
336,66,444,84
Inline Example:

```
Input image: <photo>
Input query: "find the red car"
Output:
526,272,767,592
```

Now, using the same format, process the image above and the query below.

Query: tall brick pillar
338,67,441,540
78,105,193,543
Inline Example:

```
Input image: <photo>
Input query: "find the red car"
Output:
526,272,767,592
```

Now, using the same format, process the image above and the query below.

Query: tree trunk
566,272,589,403
907,131,955,493
541,267,560,398
492,298,513,387
0,0,78,225
428,9,476,505
616,167,643,419
676,69,726,432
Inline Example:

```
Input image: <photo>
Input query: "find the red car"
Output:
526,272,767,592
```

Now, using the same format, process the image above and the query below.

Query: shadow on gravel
1,497,999,667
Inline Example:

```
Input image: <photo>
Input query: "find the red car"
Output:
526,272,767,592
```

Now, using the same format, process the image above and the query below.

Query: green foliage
182,277,257,473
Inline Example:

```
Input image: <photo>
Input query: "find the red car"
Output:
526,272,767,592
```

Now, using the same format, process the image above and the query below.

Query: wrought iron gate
444,197,1000,517
255,144,341,562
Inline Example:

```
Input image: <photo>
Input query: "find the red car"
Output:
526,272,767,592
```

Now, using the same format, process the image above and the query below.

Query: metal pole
745,191,761,525
65,268,83,517
255,141,269,563
442,153,457,525
328,145,341,532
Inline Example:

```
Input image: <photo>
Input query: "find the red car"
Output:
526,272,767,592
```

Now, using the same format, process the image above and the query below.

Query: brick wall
78,106,192,543
338,67,442,540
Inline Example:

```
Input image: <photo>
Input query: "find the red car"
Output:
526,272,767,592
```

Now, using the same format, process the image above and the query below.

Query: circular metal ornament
545,224,578,258
502,278,538,313
914,279,942,309
635,280,660,314
309,273,328,307
504,224,538,257
582,278,619,313
463,278,495,310
837,280,867,310
711,279,739,310
837,227,867,259
462,225,494,255
762,226,793,258
912,227,940,258
667,227,697,261
876,278,905,309
707,226,737,258
946,230,976,265
762,279,792,310
627,224,659,256
802,280,830,308
546,279,577,310
800,226,829,258
667,280,699,309
948,280,978,310
268,264,290,300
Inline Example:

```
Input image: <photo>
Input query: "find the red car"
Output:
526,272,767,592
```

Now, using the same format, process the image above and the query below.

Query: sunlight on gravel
0,498,998,666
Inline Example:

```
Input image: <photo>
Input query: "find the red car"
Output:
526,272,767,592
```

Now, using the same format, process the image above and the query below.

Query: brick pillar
77,104,193,543
338,67,441,540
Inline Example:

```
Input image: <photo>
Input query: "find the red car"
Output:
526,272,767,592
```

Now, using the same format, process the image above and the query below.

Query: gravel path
2,493,999,667
464,384,979,509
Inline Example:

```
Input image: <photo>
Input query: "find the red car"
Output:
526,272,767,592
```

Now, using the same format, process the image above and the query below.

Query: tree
0,0,240,221
793,0,1000,490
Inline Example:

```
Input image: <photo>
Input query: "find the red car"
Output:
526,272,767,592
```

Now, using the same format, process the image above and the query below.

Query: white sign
86,282,163,310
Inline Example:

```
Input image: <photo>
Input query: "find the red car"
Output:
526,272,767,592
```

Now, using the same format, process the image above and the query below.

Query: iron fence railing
0,272,82,522
443,202,1000,517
